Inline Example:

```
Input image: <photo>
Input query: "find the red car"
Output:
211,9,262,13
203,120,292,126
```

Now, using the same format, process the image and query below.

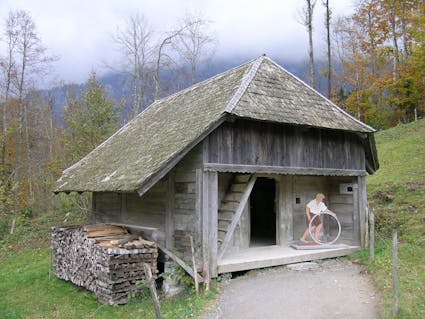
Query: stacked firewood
51,224,158,305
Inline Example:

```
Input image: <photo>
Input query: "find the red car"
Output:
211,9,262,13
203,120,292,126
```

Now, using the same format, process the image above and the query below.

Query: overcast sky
0,0,355,84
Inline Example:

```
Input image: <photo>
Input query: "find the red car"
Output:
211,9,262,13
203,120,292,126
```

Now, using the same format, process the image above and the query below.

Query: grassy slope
362,119,425,318
0,210,217,319
0,247,217,319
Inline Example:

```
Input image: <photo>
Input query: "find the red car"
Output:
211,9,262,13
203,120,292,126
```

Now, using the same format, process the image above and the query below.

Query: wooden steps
217,174,257,259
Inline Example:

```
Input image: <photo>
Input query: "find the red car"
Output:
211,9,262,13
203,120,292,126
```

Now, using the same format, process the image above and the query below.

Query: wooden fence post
369,209,375,263
392,230,399,318
189,235,199,295
144,263,163,319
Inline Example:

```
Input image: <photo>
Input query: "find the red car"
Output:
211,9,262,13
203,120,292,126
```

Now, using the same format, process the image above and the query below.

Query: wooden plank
280,175,293,244
204,163,366,177
157,244,204,283
217,245,360,273
189,235,199,295
143,263,163,319
207,121,366,171
218,175,257,260
208,171,218,278
121,193,127,219
165,172,175,249
358,176,367,247
91,192,97,223
198,169,209,289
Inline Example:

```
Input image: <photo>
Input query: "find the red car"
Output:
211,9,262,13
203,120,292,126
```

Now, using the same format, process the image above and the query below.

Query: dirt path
205,260,381,319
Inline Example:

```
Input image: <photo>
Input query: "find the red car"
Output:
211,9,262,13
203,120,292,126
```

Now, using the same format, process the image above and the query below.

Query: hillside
365,118,425,318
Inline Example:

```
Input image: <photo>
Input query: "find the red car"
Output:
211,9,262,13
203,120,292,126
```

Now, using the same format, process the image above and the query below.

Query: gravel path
205,260,381,319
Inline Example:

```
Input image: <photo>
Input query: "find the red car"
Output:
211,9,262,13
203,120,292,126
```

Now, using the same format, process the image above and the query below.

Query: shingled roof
55,56,376,193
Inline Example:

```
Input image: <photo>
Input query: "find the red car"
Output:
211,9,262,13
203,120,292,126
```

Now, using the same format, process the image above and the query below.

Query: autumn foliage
0,2,424,236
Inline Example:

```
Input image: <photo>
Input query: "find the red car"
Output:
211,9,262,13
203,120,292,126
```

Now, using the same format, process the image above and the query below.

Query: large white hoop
308,211,341,245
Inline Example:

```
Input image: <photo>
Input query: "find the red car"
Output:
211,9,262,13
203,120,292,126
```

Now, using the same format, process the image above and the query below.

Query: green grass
359,118,425,318
0,248,217,319
0,200,217,319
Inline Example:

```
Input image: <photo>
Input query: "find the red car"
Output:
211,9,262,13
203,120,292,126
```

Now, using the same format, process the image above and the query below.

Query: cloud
0,0,354,83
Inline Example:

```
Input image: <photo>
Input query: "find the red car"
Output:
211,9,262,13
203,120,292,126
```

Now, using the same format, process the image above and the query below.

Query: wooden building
55,56,379,278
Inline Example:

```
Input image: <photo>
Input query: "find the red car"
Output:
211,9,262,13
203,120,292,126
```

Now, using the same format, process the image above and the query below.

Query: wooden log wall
207,120,365,171
291,176,358,245
92,146,204,267
291,176,327,240
51,225,158,306
171,145,203,266
93,180,167,246
327,177,357,244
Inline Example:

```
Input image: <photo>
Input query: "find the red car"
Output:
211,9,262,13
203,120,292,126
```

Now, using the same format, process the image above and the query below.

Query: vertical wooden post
121,193,127,222
369,208,375,263
49,244,53,280
189,235,199,295
392,230,399,318
199,169,211,291
357,176,367,248
165,172,175,250
208,172,218,278
144,263,163,319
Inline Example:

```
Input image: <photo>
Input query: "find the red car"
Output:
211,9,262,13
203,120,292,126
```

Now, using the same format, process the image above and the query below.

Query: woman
300,193,327,244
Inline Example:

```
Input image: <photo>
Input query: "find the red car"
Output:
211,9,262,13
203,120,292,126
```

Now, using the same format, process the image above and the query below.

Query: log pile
51,224,158,305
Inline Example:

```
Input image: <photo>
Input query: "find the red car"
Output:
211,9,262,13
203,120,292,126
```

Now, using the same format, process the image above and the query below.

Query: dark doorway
250,177,276,246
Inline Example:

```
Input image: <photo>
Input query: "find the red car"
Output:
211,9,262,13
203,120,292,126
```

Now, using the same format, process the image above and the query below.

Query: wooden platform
217,244,360,274
290,243,351,250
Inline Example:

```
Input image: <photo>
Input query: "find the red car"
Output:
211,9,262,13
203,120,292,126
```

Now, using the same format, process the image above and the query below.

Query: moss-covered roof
55,56,375,193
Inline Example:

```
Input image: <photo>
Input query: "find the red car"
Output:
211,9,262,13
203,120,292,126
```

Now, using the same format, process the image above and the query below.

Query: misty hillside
46,57,329,126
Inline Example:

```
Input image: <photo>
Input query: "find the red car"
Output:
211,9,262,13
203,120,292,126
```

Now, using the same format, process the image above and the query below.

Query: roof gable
55,56,376,193
231,57,374,132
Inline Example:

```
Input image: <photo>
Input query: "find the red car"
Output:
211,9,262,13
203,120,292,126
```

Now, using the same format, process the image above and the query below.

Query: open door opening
250,177,276,247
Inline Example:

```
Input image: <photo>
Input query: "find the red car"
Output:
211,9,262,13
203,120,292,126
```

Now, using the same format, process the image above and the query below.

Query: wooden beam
143,263,163,319
208,171,218,278
201,170,210,290
352,182,360,244
157,244,204,283
218,175,257,260
189,235,199,295
204,163,366,177
280,175,293,244
165,172,175,249
121,193,127,222
358,176,367,248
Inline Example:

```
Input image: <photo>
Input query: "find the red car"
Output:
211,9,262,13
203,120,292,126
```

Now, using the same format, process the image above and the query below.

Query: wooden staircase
217,174,257,260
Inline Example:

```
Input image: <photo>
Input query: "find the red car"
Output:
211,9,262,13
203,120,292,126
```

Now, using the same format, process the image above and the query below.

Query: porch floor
217,244,360,274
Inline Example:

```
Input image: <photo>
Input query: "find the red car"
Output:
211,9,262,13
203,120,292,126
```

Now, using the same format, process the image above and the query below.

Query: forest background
0,0,424,242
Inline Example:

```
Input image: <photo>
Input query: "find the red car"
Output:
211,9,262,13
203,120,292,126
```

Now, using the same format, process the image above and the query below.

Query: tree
322,0,332,98
64,72,121,162
300,0,317,89
153,15,214,100
331,0,425,127
0,11,19,184
172,13,216,85
112,14,153,119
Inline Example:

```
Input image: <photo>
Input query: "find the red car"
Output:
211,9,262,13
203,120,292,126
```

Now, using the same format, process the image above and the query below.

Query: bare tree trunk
401,0,409,58
323,0,332,97
1,48,14,184
305,0,317,89
15,57,26,186
390,0,400,81
112,14,151,118
154,38,169,101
